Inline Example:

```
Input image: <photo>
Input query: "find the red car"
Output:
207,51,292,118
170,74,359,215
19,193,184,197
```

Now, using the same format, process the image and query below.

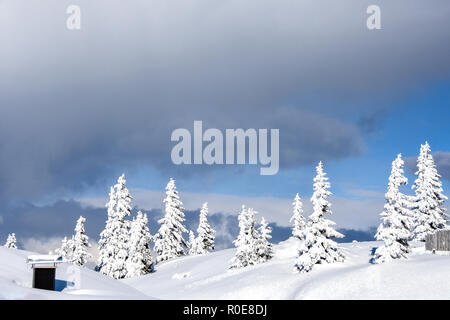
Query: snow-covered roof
27,255,63,267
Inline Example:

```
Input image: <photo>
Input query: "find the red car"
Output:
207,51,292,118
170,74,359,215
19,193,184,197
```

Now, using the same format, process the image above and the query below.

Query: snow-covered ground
125,238,450,299
0,246,148,299
1,239,449,299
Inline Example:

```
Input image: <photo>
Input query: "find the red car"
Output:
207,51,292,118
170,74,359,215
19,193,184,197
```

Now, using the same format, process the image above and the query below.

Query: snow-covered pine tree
255,217,274,263
373,154,413,263
196,202,216,254
411,142,448,241
56,236,75,262
4,233,18,249
188,230,198,255
230,206,260,268
153,178,188,262
97,186,116,272
126,211,154,277
71,216,92,267
97,174,133,279
290,193,307,240
295,161,344,273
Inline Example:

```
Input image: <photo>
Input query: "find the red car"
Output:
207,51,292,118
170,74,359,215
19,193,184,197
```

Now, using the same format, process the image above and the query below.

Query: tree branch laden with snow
4,233,18,249
195,202,216,254
373,154,413,263
411,142,448,241
291,193,307,240
154,178,188,262
255,217,274,263
295,161,344,273
127,211,154,277
97,174,133,279
230,206,260,268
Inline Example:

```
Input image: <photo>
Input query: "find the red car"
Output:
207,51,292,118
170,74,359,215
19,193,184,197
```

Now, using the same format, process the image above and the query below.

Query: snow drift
0,246,148,299
1,239,449,299
125,238,450,300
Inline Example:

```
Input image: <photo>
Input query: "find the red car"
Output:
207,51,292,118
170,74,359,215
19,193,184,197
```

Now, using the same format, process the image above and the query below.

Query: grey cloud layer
0,0,449,200
0,199,377,253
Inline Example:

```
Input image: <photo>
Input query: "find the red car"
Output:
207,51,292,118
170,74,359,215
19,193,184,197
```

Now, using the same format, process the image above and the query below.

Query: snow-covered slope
124,238,450,300
2,239,449,299
0,246,148,299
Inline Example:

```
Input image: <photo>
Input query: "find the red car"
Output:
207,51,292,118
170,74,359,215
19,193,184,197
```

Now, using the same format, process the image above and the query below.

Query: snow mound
124,241,450,300
274,237,302,259
172,272,191,279
0,247,150,299
2,241,450,299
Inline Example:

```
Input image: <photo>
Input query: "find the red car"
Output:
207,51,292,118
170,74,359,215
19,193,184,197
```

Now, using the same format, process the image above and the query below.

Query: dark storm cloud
405,152,450,181
0,0,449,200
357,109,390,135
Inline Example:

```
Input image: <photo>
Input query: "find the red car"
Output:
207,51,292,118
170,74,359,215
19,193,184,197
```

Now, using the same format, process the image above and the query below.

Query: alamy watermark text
171,121,279,175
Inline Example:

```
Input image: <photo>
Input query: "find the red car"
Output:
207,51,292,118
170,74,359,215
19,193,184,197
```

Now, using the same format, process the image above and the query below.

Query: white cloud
22,237,63,255
344,188,385,199
22,237,99,263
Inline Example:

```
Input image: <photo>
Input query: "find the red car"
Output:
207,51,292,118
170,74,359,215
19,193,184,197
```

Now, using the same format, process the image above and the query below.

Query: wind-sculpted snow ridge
1,239,450,299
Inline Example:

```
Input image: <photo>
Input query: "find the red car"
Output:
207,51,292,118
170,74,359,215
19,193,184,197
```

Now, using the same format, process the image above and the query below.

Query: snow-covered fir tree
97,174,133,279
188,230,198,255
196,202,216,254
295,161,344,273
126,211,154,277
373,154,413,263
255,217,274,263
71,216,92,267
411,142,448,241
97,186,116,272
290,193,307,240
4,233,18,249
56,236,75,262
230,206,260,268
153,178,188,262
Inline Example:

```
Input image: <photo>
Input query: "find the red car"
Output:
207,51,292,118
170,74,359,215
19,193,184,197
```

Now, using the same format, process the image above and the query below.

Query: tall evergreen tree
196,202,216,254
127,211,154,277
255,217,274,263
373,154,413,263
154,178,188,262
230,206,260,268
295,161,344,273
411,142,448,241
71,216,92,267
97,186,116,272
188,230,198,255
4,233,18,249
56,236,74,262
97,174,133,279
291,193,307,240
